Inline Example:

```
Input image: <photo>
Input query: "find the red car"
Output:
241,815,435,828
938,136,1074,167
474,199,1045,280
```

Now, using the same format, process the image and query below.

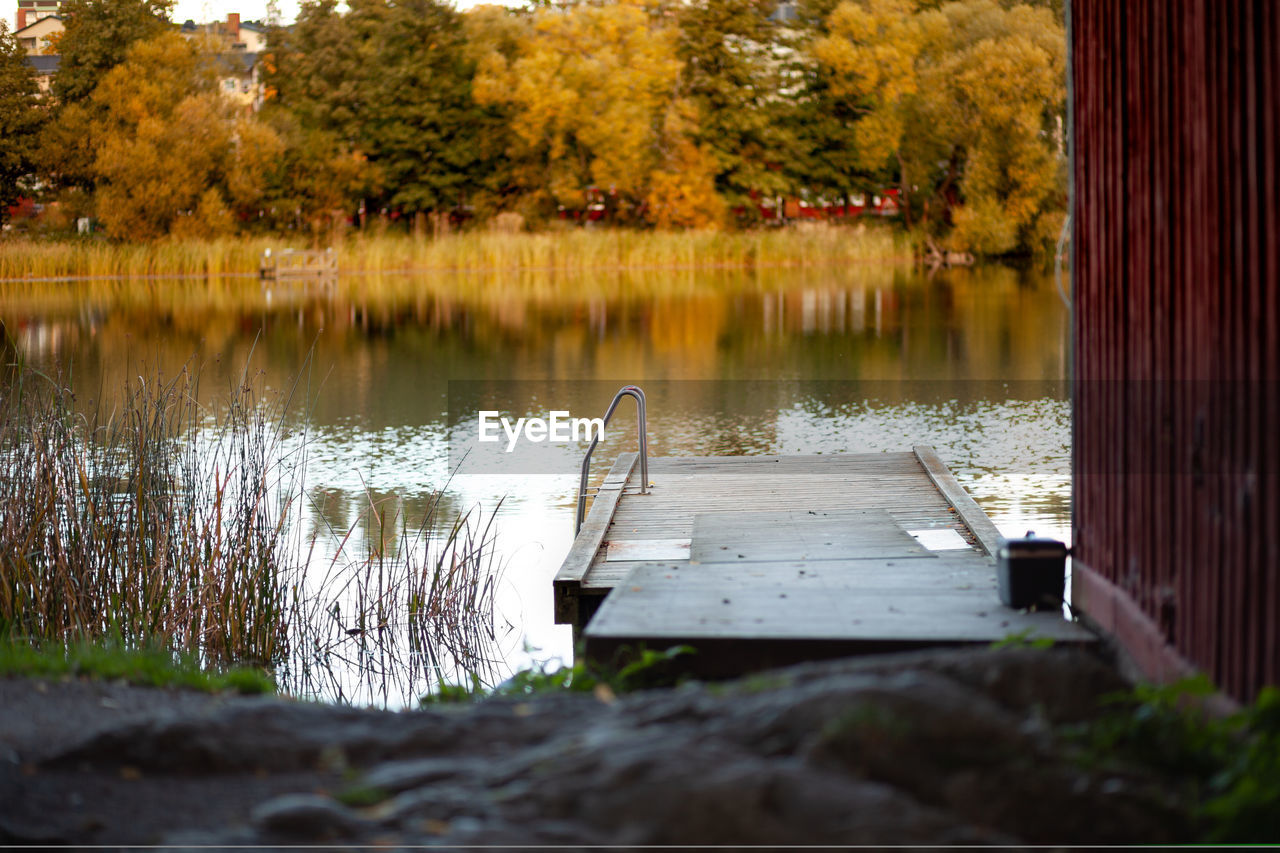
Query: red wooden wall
1071,0,1280,700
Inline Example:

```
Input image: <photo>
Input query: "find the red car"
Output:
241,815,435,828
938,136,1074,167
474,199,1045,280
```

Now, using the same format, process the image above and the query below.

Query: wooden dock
554,447,1092,677
259,248,338,282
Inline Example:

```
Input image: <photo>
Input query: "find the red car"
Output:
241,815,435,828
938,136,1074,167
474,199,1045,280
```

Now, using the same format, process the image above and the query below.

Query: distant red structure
745,189,901,223
555,188,902,225
1071,0,1280,701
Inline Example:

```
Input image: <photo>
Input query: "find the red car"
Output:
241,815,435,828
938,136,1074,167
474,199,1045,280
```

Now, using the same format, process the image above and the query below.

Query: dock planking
554,447,1092,675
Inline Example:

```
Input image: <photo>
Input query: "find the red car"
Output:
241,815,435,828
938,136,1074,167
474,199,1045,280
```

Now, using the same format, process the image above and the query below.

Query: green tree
52,0,172,105
672,0,795,214
0,23,44,226
236,107,372,233
268,0,496,219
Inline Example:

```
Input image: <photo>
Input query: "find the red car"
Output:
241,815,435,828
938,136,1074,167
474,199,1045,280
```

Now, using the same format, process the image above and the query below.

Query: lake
0,262,1070,702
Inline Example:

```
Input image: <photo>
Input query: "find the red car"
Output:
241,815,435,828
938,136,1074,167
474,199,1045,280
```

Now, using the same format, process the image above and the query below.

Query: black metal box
997,534,1068,610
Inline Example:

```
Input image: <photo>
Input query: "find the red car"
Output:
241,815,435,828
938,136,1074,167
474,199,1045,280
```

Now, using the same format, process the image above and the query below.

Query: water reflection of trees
3,265,1071,696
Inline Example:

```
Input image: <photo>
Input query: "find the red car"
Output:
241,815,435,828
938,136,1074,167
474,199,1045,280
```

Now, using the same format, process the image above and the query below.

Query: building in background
14,0,60,29
179,13,268,53
177,13,268,112
24,53,59,93
213,51,262,113
13,14,63,54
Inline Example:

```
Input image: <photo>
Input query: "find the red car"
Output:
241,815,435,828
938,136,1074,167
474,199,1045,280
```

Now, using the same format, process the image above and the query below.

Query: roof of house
179,18,268,34
215,52,259,74
14,14,62,36
25,54,60,74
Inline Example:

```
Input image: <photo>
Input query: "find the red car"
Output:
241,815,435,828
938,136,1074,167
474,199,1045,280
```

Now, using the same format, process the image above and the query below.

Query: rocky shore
0,647,1194,846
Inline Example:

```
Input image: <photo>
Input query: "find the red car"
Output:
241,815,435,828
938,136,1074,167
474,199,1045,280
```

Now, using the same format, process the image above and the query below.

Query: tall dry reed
0,224,910,280
0,356,293,664
0,348,504,704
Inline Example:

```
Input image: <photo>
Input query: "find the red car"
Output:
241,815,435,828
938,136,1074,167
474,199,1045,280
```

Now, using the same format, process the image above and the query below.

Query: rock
251,794,367,840
362,757,471,794
3,647,1200,846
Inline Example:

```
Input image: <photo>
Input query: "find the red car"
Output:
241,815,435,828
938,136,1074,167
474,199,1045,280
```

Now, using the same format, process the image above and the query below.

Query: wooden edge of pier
553,451,637,626
911,444,1006,557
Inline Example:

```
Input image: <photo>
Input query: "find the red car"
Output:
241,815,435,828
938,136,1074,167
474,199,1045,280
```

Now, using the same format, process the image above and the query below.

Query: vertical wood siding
1072,0,1280,701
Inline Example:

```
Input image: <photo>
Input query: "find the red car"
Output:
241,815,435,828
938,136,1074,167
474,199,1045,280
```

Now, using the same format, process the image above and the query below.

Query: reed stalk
0,350,503,704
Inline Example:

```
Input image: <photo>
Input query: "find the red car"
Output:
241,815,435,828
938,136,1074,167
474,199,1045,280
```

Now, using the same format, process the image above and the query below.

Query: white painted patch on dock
908,529,971,551
605,539,692,562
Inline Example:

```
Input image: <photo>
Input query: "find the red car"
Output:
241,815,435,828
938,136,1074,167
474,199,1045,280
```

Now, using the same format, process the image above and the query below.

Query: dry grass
0,350,503,704
0,224,910,280
283,488,505,705
0,356,294,664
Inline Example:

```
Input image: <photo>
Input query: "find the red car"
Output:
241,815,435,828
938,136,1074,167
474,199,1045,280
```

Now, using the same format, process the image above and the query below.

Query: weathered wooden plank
585,548,997,590
559,449,1028,671
690,509,932,562
646,453,919,467
586,561,1089,648
913,445,1005,557
552,451,636,625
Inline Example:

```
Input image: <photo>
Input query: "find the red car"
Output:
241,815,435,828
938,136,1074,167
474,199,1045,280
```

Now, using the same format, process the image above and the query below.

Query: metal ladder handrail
576,385,648,535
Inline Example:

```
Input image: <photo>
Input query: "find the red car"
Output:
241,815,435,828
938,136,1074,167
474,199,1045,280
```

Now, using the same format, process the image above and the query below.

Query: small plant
420,644,695,705
1066,676,1280,843
990,628,1056,650
334,784,392,808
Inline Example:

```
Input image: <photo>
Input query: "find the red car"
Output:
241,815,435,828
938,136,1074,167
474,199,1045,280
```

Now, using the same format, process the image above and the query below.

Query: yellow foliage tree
814,0,1066,254
472,0,684,220
90,32,233,239
810,0,921,174
646,99,727,229
85,31,293,239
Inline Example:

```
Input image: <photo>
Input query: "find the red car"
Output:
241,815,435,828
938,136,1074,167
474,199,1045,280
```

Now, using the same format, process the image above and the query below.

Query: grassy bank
0,640,275,694
0,224,911,280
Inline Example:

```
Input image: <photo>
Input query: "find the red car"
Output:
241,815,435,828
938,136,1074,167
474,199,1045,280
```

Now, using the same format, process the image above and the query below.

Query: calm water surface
1,263,1070,698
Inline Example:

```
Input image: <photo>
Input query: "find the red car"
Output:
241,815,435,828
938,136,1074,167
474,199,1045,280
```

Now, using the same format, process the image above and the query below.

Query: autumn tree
90,33,226,238
916,0,1066,254
0,23,44,226
776,0,907,214
473,0,722,226
86,32,268,239
812,0,1065,253
40,0,172,193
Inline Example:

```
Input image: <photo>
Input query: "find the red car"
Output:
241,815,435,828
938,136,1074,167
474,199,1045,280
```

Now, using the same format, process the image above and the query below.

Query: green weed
0,638,275,694
420,644,695,705
1066,675,1280,842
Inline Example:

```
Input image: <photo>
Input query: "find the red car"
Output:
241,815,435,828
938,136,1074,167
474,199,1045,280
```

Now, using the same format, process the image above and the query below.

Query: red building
1071,0,1280,701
